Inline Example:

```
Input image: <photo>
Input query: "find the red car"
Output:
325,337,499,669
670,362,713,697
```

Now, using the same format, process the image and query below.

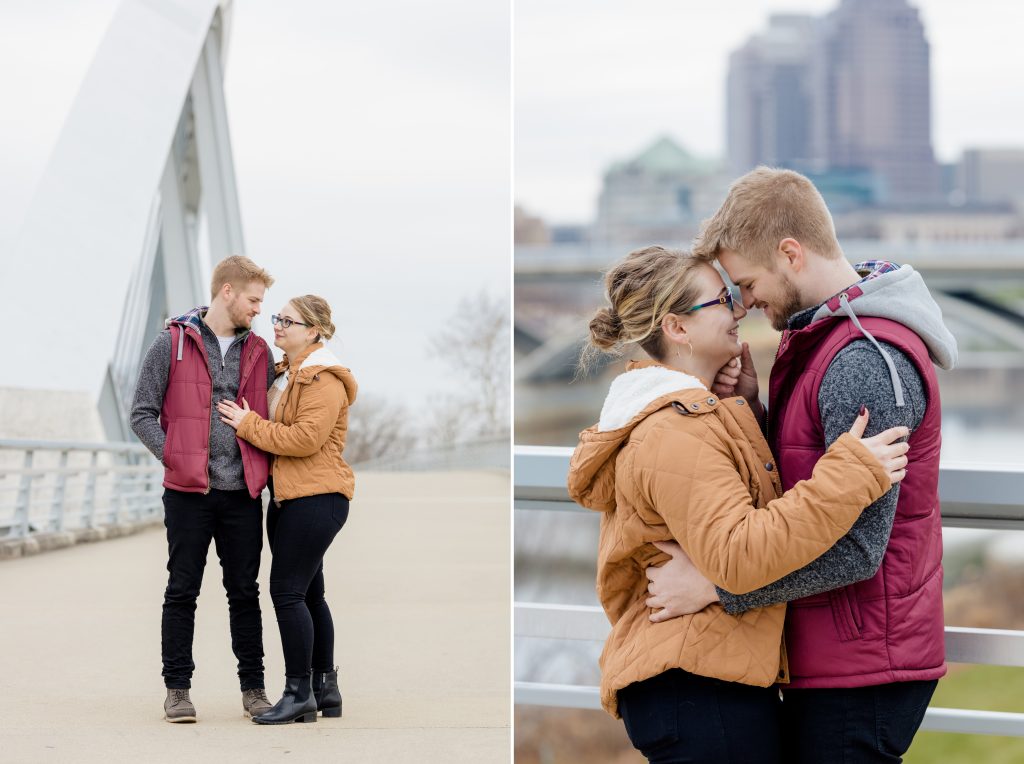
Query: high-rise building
959,149,1024,208
727,14,817,176
811,0,938,204
726,0,940,206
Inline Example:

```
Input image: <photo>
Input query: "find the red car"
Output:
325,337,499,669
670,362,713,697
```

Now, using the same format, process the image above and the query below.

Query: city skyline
516,0,1024,223
728,0,939,206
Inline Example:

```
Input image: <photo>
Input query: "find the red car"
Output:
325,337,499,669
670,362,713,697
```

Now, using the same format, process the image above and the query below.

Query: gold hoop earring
675,341,693,361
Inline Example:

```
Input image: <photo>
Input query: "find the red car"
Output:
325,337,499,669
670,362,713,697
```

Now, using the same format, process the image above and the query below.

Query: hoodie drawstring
177,326,184,362
838,293,905,407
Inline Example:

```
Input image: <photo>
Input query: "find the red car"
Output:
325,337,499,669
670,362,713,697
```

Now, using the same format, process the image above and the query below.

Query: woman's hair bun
588,307,622,350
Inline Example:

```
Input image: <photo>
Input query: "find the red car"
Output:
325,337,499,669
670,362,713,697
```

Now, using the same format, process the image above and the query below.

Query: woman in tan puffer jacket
218,294,355,726
567,247,910,763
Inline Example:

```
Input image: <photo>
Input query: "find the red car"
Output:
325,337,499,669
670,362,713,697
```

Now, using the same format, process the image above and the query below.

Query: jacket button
765,462,774,472
736,399,745,405
691,403,700,410
707,398,716,405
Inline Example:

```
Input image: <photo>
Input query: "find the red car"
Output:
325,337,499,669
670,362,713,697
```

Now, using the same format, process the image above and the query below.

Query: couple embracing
569,168,957,763
131,256,356,725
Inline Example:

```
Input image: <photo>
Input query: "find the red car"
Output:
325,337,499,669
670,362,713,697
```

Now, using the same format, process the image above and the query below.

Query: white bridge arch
6,0,243,440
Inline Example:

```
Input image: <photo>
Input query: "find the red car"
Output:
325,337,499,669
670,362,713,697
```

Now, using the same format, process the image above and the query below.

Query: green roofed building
593,135,726,245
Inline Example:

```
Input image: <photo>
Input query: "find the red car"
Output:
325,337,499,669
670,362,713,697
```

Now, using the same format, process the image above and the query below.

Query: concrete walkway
0,471,510,763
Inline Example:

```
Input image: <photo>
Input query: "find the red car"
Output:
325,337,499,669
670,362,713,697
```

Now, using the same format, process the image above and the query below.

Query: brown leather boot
242,688,272,718
164,688,197,723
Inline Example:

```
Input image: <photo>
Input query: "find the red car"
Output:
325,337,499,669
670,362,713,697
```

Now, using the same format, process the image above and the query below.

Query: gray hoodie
717,262,958,614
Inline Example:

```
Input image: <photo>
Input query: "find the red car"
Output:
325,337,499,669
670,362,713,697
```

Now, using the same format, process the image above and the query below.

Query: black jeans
266,492,349,677
781,680,938,763
161,488,265,690
617,669,782,763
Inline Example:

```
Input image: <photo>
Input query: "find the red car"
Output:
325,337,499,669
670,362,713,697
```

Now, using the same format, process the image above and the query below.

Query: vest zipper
204,380,212,494
198,326,212,494
774,330,789,363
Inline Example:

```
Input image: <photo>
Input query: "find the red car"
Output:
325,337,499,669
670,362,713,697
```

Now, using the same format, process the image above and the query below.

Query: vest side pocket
163,422,178,471
829,587,863,642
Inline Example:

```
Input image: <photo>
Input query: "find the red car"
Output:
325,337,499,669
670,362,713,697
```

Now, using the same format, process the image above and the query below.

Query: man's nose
740,287,755,309
733,300,747,319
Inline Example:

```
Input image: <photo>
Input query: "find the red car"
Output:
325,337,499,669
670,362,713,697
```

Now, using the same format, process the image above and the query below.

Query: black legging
617,668,782,763
266,491,349,677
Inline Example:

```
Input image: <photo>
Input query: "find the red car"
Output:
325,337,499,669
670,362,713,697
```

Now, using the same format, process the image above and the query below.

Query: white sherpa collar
598,366,706,432
277,345,343,387
299,345,342,370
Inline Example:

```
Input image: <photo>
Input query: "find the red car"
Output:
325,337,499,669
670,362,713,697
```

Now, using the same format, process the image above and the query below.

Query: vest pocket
163,423,178,469
829,588,863,642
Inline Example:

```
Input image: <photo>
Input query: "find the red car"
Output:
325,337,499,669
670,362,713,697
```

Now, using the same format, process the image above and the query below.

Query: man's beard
226,298,251,330
768,275,804,332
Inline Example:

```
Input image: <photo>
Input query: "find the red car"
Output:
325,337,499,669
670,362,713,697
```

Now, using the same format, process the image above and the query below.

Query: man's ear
777,237,805,274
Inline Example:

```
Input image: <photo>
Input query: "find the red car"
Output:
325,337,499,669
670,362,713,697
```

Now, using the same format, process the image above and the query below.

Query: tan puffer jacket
567,360,891,717
237,342,357,501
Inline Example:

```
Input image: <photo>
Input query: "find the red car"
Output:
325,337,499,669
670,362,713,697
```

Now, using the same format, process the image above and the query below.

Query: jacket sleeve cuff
237,411,258,440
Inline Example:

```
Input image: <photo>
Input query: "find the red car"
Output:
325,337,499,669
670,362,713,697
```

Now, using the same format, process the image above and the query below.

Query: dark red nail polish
859,405,867,416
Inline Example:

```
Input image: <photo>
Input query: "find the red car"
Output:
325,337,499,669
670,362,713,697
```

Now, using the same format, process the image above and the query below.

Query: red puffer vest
768,312,947,689
160,324,270,499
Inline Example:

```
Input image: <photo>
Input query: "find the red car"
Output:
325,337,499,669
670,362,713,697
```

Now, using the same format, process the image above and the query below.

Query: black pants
161,488,265,690
781,680,938,763
266,492,349,677
617,669,783,763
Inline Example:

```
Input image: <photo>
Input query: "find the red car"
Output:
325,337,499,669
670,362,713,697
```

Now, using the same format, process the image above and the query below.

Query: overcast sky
515,0,1024,223
0,0,510,410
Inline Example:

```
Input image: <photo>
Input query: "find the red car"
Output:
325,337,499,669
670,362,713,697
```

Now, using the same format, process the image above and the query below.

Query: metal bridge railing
514,445,1024,738
0,439,163,542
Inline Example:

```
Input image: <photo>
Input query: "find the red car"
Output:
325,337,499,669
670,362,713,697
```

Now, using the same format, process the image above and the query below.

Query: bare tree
345,395,414,465
423,392,473,450
429,291,510,439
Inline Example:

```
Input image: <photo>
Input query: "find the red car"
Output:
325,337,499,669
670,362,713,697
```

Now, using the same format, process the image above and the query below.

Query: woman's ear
661,312,690,345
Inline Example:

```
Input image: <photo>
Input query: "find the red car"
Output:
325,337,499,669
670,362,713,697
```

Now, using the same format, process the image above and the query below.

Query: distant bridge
515,242,1024,384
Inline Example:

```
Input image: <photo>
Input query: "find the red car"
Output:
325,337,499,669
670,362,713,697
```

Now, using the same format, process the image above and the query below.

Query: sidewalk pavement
0,470,510,763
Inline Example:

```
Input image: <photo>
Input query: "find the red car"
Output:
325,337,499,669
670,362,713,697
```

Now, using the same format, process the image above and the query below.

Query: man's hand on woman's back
645,541,719,623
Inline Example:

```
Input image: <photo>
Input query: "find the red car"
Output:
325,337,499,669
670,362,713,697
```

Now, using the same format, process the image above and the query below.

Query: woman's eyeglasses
686,289,737,314
271,315,312,329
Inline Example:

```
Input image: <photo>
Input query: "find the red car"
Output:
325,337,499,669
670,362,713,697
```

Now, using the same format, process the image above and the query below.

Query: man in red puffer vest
131,255,277,723
644,168,957,762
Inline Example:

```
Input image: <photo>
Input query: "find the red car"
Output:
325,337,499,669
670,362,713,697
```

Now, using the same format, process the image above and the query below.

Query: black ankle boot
311,667,343,718
251,676,318,725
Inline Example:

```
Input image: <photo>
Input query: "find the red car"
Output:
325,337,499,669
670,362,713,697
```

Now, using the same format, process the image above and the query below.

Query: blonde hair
289,295,336,342
581,246,707,372
692,167,842,268
210,255,275,299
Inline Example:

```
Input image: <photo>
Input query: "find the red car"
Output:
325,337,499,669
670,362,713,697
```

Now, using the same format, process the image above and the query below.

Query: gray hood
806,262,957,406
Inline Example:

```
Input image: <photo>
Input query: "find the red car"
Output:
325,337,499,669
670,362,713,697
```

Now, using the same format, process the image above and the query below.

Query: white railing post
14,449,34,539
82,450,99,528
109,452,124,526
50,449,70,532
